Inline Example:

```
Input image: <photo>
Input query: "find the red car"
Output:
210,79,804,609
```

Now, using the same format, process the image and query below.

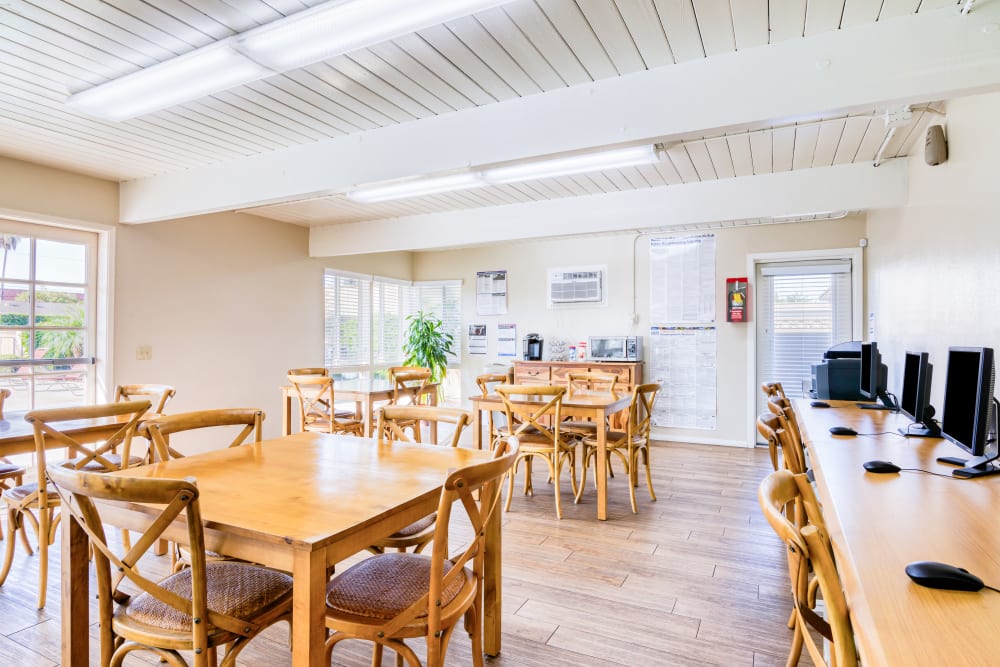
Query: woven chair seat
124,562,292,632
305,417,363,430
70,453,144,471
516,432,575,451
560,420,599,434
388,513,436,539
581,431,640,448
2,482,56,504
0,463,25,476
326,552,468,621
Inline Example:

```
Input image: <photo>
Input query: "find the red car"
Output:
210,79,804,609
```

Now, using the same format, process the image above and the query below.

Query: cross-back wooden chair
388,366,434,442
286,374,364,437
496,384,577,519
324,438,519,667
370,405,473,555
759,469,858,667
757,411,807,476
0,389,26,547
560,371,620,441
47,465,294,667
761,381,788,400
287,368,359,420
476,372,511,450
0,400,150,609
139,408,264,571
576,382,660,513
115,383,176,415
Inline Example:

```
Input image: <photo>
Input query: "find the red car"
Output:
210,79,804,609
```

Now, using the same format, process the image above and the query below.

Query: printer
810,341,863,400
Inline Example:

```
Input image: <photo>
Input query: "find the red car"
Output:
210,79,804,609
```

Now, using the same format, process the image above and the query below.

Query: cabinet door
590,365,633,388
514,365,550,384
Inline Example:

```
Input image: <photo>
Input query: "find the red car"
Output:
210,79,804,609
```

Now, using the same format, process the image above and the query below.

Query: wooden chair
756,411,807,476
0,400,150,609
324,438,518,667
388,366,434,442
758,469,858,667
0,388,26,546
288,368,359,419
560,371,619,440
760,381,788,401
47,465,294,667
496,384,577,519
475,372,510,450
370,405,473,554
286,374,364,437
575,383,660,513
114,383,176,415
139,408,264,572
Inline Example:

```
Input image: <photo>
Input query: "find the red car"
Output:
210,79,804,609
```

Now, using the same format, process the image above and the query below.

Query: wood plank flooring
0,441,807,665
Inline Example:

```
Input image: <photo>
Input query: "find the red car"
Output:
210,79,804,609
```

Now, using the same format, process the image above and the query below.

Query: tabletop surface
282,378,438,395
473,391,631,410
115,431,490,550
795,399,1000,667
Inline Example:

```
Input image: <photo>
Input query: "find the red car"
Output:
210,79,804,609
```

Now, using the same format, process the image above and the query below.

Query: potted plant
402,311,455,387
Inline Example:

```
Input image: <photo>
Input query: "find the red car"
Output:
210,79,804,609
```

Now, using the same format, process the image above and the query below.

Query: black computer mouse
829,426,858,436
905,561,985,591
863,460,901,474
810,401,831,408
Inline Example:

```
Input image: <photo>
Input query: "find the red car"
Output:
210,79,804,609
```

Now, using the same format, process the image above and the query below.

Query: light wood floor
0,441,805,666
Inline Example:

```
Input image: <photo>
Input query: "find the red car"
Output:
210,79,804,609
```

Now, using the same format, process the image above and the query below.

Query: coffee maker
523,333,543,361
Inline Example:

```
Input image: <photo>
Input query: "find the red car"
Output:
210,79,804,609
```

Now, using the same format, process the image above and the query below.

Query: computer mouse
863,460,901,474
829,426,858,436
905,561,985,591
810,401,831,408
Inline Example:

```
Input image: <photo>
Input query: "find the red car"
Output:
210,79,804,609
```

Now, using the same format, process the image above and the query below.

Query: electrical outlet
136,345,152,361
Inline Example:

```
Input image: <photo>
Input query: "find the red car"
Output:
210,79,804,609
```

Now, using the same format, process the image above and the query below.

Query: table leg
595,409,608,521
62,512,91,666
484,491,502,656
363,396,375,437
472,401,483,450
429,387,438,443
282,391,292,436
291,548,328,667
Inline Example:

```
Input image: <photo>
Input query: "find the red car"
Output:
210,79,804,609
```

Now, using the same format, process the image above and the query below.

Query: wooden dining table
60,431,499,667
0,409,135,457
469,390,631,521
280,378,439,437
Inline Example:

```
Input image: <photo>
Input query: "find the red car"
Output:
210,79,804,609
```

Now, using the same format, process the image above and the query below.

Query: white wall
867,91,1000,410
415,216,865,445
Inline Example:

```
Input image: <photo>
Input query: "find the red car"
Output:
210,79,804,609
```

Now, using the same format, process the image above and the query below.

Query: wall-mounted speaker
925,125,948,166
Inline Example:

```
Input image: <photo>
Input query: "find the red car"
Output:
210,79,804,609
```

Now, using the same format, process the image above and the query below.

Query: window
0,224,97,410
755,259,855,419
324,270,462,398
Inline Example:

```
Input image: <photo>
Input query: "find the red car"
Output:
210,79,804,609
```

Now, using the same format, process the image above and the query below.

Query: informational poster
648,326,717,429
468,324,487,355
477,270,508,315
650,235,716,324
496,323,517,357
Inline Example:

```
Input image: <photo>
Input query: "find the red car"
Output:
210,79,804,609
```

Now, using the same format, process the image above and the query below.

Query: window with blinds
756,260,854,418
324,270,462,376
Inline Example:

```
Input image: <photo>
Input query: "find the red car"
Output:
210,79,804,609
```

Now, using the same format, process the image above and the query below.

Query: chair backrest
287,367,328,377
566,371,618,396
25,400,152,512
389,366,432,406
46,466,263,663
627,383,661,441
0,387,10,419
760,382,787,400
377,405,471,447
756,411,806,475
139,408,264,462
758,469,857,667
286,374,335,430
768,396,803,449
379,438,519,645
114,384,176,415
495,384,566,447
476,373,510,434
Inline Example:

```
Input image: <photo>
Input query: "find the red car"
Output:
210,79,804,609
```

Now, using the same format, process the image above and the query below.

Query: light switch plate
136,345,152,361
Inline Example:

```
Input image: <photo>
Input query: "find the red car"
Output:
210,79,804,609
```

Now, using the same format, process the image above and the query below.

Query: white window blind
409,281,462,364
373,278,407,366
756,260,853,417
324,271,371,370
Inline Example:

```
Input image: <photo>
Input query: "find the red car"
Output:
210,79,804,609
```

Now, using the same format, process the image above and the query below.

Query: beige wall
0,156,118,227
867,91,1000,410
415,216,866,445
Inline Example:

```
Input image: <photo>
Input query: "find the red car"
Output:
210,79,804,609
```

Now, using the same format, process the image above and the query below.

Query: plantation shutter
756,260,853,419
324,270,371,370
373,277,408,366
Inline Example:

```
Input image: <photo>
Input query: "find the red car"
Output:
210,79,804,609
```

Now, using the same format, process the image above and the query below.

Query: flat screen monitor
860,342,879,400
900,352,932,422
941,347,995,458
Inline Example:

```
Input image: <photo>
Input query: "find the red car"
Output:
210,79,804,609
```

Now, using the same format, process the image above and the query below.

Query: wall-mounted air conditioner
547,265,607,306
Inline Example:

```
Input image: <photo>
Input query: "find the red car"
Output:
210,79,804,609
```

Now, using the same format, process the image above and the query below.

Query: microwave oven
588,336,642,362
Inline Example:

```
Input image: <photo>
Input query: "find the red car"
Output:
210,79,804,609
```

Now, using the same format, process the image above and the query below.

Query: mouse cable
859,431,906,438
984,584,1000,594
899,468,963,480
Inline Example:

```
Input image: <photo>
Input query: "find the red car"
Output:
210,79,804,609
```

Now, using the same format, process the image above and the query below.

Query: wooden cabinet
512,361,643,391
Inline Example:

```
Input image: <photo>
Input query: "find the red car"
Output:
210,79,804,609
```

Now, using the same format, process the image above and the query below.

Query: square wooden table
469,391,631,520
60,432,499,666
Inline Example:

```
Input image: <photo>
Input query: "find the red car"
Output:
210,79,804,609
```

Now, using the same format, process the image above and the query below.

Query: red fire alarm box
726,277,748,323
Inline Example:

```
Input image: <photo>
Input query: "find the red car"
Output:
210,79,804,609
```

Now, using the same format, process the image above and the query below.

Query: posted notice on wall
468,324,487,355
496,323,517,357
649,326,717,430
650,234,716,324
477,270,508,315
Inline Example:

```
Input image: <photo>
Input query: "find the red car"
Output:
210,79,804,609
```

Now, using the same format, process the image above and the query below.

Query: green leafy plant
402,311,454,384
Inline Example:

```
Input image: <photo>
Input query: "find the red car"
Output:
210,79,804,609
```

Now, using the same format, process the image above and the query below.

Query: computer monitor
897,352,939,437
858,341,893,409
938,347,998,477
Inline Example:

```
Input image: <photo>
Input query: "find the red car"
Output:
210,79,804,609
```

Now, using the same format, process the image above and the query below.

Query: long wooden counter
795,399,1000,667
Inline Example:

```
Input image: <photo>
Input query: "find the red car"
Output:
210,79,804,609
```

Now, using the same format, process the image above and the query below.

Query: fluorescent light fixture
347,172,486,203
66,45,266,121
238,0,515,71
482,145,660,184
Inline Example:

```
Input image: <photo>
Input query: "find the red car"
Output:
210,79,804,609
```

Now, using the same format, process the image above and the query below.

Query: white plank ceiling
0,0,962,226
